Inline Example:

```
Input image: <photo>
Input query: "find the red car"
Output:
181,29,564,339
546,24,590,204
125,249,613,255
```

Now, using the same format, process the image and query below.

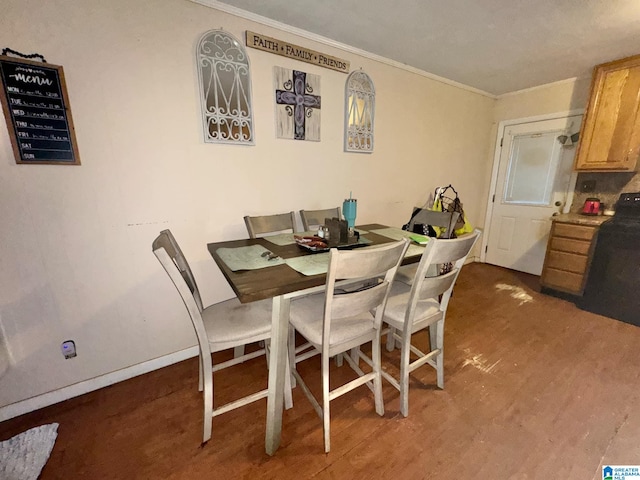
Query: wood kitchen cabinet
540,220,600,296
575,54,640,171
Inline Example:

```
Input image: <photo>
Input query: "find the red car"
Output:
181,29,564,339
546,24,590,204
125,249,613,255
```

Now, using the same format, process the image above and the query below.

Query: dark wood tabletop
207,223,419,303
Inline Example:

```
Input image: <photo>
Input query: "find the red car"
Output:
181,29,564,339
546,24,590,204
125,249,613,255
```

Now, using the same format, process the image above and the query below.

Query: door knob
554,201,562,207
552,212,559,216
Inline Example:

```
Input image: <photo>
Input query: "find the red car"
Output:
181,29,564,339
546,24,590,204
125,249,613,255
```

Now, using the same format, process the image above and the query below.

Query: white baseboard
0,346,199,423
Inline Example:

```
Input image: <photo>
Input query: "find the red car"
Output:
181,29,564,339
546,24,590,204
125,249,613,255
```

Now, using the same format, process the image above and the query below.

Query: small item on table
261,250,280,261
343,195,357,233
325,218,354,245
409,233,430,245
317,225,330,240
294,235,328,250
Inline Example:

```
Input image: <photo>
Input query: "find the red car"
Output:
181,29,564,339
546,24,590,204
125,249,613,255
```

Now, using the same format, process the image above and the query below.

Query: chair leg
431,320,445,389
429,322,437,352
233,345,245,360
201,353,213,444
372,339,384,417
399,331,412,417
350,347,360,365
198,352,204,392
386,327,396,351
288,326,297,388
322,353,331,453
284,354,294,410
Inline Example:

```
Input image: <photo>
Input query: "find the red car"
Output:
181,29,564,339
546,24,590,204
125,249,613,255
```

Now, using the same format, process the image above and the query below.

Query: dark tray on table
294,235,369,253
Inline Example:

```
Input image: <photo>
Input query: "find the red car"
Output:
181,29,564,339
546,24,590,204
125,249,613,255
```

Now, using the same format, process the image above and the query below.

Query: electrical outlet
61,340,76,359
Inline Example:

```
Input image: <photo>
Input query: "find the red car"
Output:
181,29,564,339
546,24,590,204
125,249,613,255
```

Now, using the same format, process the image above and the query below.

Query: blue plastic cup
343,199,357,229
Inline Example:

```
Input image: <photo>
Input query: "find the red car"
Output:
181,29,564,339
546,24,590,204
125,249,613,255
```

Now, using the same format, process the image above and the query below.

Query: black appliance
578,192,640,326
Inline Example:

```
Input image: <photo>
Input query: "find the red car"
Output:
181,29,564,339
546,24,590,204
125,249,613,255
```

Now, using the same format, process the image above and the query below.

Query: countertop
553,213,612,226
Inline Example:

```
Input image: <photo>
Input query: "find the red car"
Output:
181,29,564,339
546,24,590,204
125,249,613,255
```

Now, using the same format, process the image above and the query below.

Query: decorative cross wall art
274,66,321,141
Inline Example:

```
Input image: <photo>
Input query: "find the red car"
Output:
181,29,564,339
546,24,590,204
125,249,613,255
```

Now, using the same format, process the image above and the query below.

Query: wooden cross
276,70,321,140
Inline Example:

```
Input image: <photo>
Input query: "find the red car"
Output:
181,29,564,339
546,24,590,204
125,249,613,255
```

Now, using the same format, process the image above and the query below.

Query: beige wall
494,77,591,122
0,0,496,409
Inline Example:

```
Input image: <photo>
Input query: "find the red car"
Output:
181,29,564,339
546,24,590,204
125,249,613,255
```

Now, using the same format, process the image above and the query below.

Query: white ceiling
209,0,640,96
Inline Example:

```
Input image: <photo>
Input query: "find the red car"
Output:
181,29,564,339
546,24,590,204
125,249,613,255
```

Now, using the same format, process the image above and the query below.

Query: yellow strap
454,215,474,236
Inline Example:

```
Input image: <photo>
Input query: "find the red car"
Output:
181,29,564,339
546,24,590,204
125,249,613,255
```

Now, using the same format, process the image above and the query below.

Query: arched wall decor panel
344,70,375,153
197,30,255,144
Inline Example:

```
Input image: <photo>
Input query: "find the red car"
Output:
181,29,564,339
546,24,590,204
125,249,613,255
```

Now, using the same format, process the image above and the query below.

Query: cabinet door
540,221,598,295
575,55,640,171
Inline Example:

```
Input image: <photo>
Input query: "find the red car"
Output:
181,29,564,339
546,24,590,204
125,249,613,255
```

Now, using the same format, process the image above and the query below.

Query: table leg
265,294,290,455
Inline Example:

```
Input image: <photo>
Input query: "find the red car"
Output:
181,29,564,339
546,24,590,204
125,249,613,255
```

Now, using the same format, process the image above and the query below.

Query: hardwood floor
2,263,639,479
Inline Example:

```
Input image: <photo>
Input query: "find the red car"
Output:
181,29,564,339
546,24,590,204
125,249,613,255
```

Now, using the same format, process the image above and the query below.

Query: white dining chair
152,229,292,445
382,229,480,417
241,211,296,358
396,209,462,286
299,207,341,232
405,208,460,239
288,239,409,452
244,211,297,238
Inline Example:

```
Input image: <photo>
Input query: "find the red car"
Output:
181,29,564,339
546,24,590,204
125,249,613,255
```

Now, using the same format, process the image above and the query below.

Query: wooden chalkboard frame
0,55,80,165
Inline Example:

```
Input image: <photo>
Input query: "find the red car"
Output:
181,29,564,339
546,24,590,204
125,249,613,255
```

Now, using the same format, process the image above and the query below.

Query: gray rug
0,423,59,480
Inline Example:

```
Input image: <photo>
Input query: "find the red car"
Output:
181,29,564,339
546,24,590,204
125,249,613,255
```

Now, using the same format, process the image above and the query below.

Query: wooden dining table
207,223,423,455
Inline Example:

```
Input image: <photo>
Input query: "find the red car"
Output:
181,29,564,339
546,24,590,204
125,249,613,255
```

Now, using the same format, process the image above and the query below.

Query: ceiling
210,0,640,96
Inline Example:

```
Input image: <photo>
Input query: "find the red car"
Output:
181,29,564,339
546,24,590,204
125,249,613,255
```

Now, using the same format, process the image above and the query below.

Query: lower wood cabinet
540,221,599,296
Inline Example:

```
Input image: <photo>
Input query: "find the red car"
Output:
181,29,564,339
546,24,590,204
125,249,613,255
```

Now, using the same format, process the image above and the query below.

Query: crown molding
497,76,587,98
188,0,496,99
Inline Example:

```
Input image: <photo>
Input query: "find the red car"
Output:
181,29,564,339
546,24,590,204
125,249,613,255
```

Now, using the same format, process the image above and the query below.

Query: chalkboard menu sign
0,56,80,165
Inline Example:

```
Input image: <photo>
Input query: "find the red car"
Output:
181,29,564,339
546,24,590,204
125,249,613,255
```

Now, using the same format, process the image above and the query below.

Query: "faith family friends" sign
246,31,349,74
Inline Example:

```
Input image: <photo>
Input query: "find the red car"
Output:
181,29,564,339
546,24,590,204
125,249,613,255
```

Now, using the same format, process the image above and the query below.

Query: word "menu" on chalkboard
0,56,80,165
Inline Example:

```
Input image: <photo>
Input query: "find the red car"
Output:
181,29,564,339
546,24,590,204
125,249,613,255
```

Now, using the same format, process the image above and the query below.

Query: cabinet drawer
549,237,592,255
546,251,589,274
542,268,585,293
553,223,597,241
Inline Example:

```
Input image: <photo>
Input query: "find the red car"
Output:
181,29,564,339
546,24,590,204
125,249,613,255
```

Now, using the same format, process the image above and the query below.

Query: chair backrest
322,239,409,350
244,212,296,238
408,208,460,239
405,229,481,323
152,230,210,355
300,207,341,231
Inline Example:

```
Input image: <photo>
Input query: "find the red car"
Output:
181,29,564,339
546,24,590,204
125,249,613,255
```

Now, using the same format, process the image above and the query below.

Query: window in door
503,131,563,205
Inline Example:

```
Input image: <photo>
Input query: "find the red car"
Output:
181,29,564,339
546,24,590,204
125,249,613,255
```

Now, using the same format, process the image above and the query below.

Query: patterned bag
432,185,473,238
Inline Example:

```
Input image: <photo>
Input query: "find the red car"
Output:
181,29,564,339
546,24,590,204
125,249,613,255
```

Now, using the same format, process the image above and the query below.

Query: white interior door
485,115,582,275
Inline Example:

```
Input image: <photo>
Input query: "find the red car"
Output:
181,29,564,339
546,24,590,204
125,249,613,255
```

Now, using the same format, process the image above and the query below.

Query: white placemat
262,233,296,246
285,253,330,276
369,227,415,241
370,228,426,258
216,244,285,271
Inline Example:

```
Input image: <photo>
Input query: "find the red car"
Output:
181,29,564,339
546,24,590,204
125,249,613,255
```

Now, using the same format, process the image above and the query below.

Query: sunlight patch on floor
461,349,501,373
495,283,533,305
